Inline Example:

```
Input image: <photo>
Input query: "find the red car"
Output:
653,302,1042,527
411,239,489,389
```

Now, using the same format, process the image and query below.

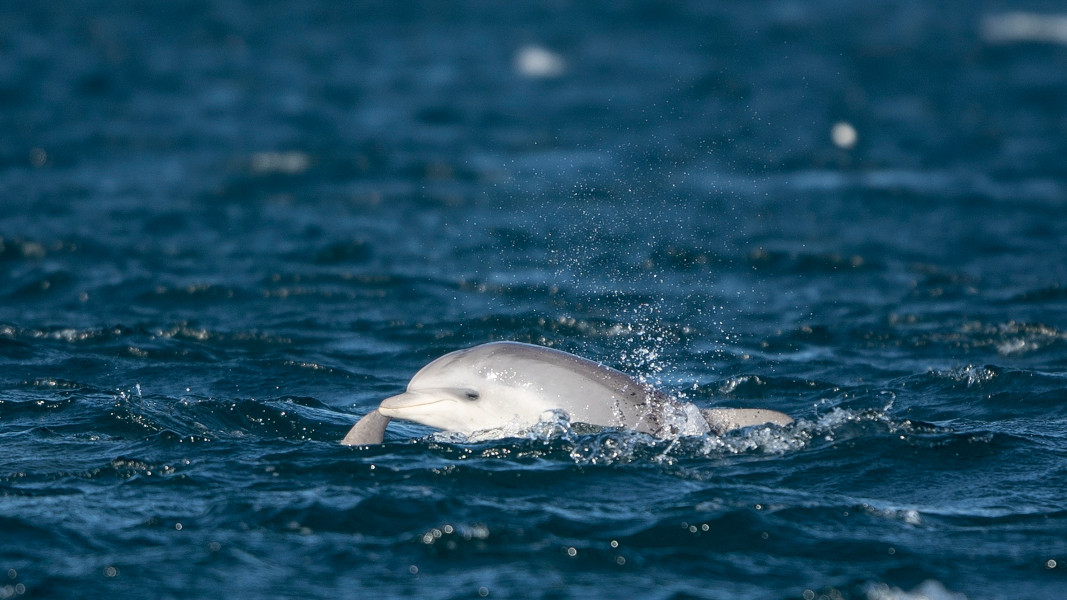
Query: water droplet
831,122,858,149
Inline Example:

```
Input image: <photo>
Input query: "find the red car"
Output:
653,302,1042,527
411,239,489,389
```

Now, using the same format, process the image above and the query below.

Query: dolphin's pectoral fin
340,409,392,446
700,408,794,435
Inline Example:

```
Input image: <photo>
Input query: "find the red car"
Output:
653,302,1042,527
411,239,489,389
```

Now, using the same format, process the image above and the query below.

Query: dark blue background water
2,1,1066,598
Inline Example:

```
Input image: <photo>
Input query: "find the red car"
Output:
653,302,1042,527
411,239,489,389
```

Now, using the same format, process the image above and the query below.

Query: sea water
2,1,1066,599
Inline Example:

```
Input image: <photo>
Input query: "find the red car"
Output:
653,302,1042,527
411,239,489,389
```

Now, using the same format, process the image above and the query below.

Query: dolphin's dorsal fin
340,409,392,446
700,408,794,435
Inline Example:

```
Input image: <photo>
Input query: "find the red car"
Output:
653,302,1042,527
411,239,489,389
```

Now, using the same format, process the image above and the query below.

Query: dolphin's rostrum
341,341,792,445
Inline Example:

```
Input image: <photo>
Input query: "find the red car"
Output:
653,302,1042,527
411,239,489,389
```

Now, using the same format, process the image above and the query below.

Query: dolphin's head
376,344,556,435
378,387,547,434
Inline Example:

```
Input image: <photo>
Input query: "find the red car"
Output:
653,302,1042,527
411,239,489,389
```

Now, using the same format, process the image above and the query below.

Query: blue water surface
2,1,1067,599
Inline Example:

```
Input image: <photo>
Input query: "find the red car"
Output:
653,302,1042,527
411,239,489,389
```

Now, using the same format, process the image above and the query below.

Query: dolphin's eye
464,390,480,401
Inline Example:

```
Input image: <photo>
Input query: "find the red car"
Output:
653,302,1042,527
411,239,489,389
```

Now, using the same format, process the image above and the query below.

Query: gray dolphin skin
341,341,793,446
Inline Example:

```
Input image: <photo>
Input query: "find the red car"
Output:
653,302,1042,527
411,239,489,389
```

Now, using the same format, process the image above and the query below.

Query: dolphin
341,341,793,445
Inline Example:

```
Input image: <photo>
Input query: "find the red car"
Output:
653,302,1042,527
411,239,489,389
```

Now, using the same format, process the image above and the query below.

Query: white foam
250,151,311,174
866,580,967,600
863,503,923,526
515,45,567,78
982,12,1067,45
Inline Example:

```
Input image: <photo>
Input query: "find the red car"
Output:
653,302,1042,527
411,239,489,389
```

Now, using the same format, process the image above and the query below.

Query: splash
418,390,941,467
933,365,997,387
430,409,577,444
611,302,679,388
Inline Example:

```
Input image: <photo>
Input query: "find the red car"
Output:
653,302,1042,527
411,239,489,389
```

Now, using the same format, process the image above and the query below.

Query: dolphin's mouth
378,391,446,416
